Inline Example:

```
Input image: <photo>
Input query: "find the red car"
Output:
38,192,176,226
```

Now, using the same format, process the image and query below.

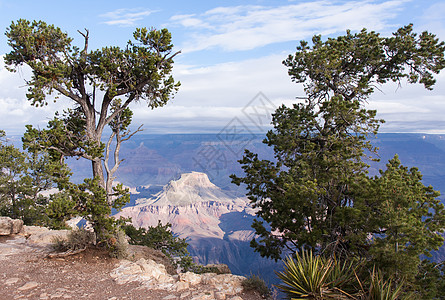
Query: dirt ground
0,235,266,300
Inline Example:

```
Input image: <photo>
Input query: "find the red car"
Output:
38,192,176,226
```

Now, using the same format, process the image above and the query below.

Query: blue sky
0,0,444,135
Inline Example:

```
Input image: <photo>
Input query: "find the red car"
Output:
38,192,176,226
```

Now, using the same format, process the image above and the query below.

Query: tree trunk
92,159,105,189
85,107,106,190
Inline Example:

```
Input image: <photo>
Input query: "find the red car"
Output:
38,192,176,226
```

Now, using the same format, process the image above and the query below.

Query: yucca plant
361,268,411,300
276,250,354,299
328,257,362,297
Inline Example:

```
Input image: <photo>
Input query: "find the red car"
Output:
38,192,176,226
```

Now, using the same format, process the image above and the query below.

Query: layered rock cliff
116,172,279,280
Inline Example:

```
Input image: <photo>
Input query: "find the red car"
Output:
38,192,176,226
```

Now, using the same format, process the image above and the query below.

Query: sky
0,0,444,136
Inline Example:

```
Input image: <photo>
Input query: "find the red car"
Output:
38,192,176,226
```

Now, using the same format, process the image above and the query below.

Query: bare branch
103,131,116,176
77,28,89,56
122,124,144,142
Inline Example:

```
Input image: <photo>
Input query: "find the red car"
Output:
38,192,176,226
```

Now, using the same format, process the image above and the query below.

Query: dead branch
46,247,87,259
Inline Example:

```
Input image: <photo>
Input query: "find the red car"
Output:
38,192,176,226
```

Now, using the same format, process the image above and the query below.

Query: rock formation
116,172,280,282
0,216,23,235
0,226,252,299
118,172,255,239
111,258,245,299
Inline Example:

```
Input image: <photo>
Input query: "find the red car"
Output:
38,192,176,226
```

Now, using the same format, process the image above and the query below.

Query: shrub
364,268,411,300
108,229,129,259
276,250,359,299
276,250,412,299
123,222,193,270
242,274,271,298
45,192,77,230
52,228,95,252
187,264,221,274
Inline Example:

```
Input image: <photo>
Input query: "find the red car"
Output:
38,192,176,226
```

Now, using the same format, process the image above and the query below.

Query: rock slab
0,217,23,235
111,258,246,298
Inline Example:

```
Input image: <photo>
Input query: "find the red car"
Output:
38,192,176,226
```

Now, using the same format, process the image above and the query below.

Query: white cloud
128,53,445,134
0,56,73,135
2,29,444,136
100,8,156,27
367,72,445,133
171,53,302,106
125,54,302,133
170,14,212,29
169,0,409,52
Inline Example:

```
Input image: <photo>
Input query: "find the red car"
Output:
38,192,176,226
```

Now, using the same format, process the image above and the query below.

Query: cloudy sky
0,0,444,135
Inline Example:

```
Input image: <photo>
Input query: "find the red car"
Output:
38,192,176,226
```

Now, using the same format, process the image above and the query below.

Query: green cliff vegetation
232,25,445,298
1,19,180,249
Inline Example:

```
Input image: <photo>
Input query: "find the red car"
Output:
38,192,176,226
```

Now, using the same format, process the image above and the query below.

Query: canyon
116,172,280,280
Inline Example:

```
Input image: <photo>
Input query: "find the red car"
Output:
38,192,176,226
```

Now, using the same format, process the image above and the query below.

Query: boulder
0,217,13,235
137,258,168,280
207,274,245,295
175,281,189,291
11,219,23,234
0,217,23,235
126,244,176,275
111,258,174,287
179,271,201,286
111,258,246,296
22,225,49,236
24,226,69,246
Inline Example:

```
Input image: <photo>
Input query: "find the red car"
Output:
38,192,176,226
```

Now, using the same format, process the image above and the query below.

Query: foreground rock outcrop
0,225,259,299
111,258,245,299
0,216,23,235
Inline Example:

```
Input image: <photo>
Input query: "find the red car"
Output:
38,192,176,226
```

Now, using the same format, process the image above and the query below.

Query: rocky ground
0,225,267,300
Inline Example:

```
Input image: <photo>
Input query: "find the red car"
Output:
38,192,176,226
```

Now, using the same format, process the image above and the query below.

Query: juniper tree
5,20,180,204
0,130,71,224
231,24,445,267
5,19,180,240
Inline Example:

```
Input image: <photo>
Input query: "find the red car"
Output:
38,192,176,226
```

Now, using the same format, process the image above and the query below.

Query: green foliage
5,18,179,249
284,24,445,102
0,127,129,247
49,178,130,254
5,19,180,108
0,129,71,225
276,250,359,299
45,191,77,229
0,136,34,219
5,19,180,213
242,274,271,298
413,260,445,299
232,24,445,295
187,265,220,274
358,155,445,282
365,268,408,300
109,99,133,134
232,95,383,259
276,251,411,300
67,177,129,243
123,222,193,270
22,108,104,170
232,25,445,261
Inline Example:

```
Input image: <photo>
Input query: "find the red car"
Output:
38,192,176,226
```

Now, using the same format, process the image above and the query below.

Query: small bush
123,222,230,273
365,268,409,300
187,264,220,274
242,274,271,298
108,229,129,259
123,222,192,269
45,192,77,230
276,250,362,299
52,228,95,252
